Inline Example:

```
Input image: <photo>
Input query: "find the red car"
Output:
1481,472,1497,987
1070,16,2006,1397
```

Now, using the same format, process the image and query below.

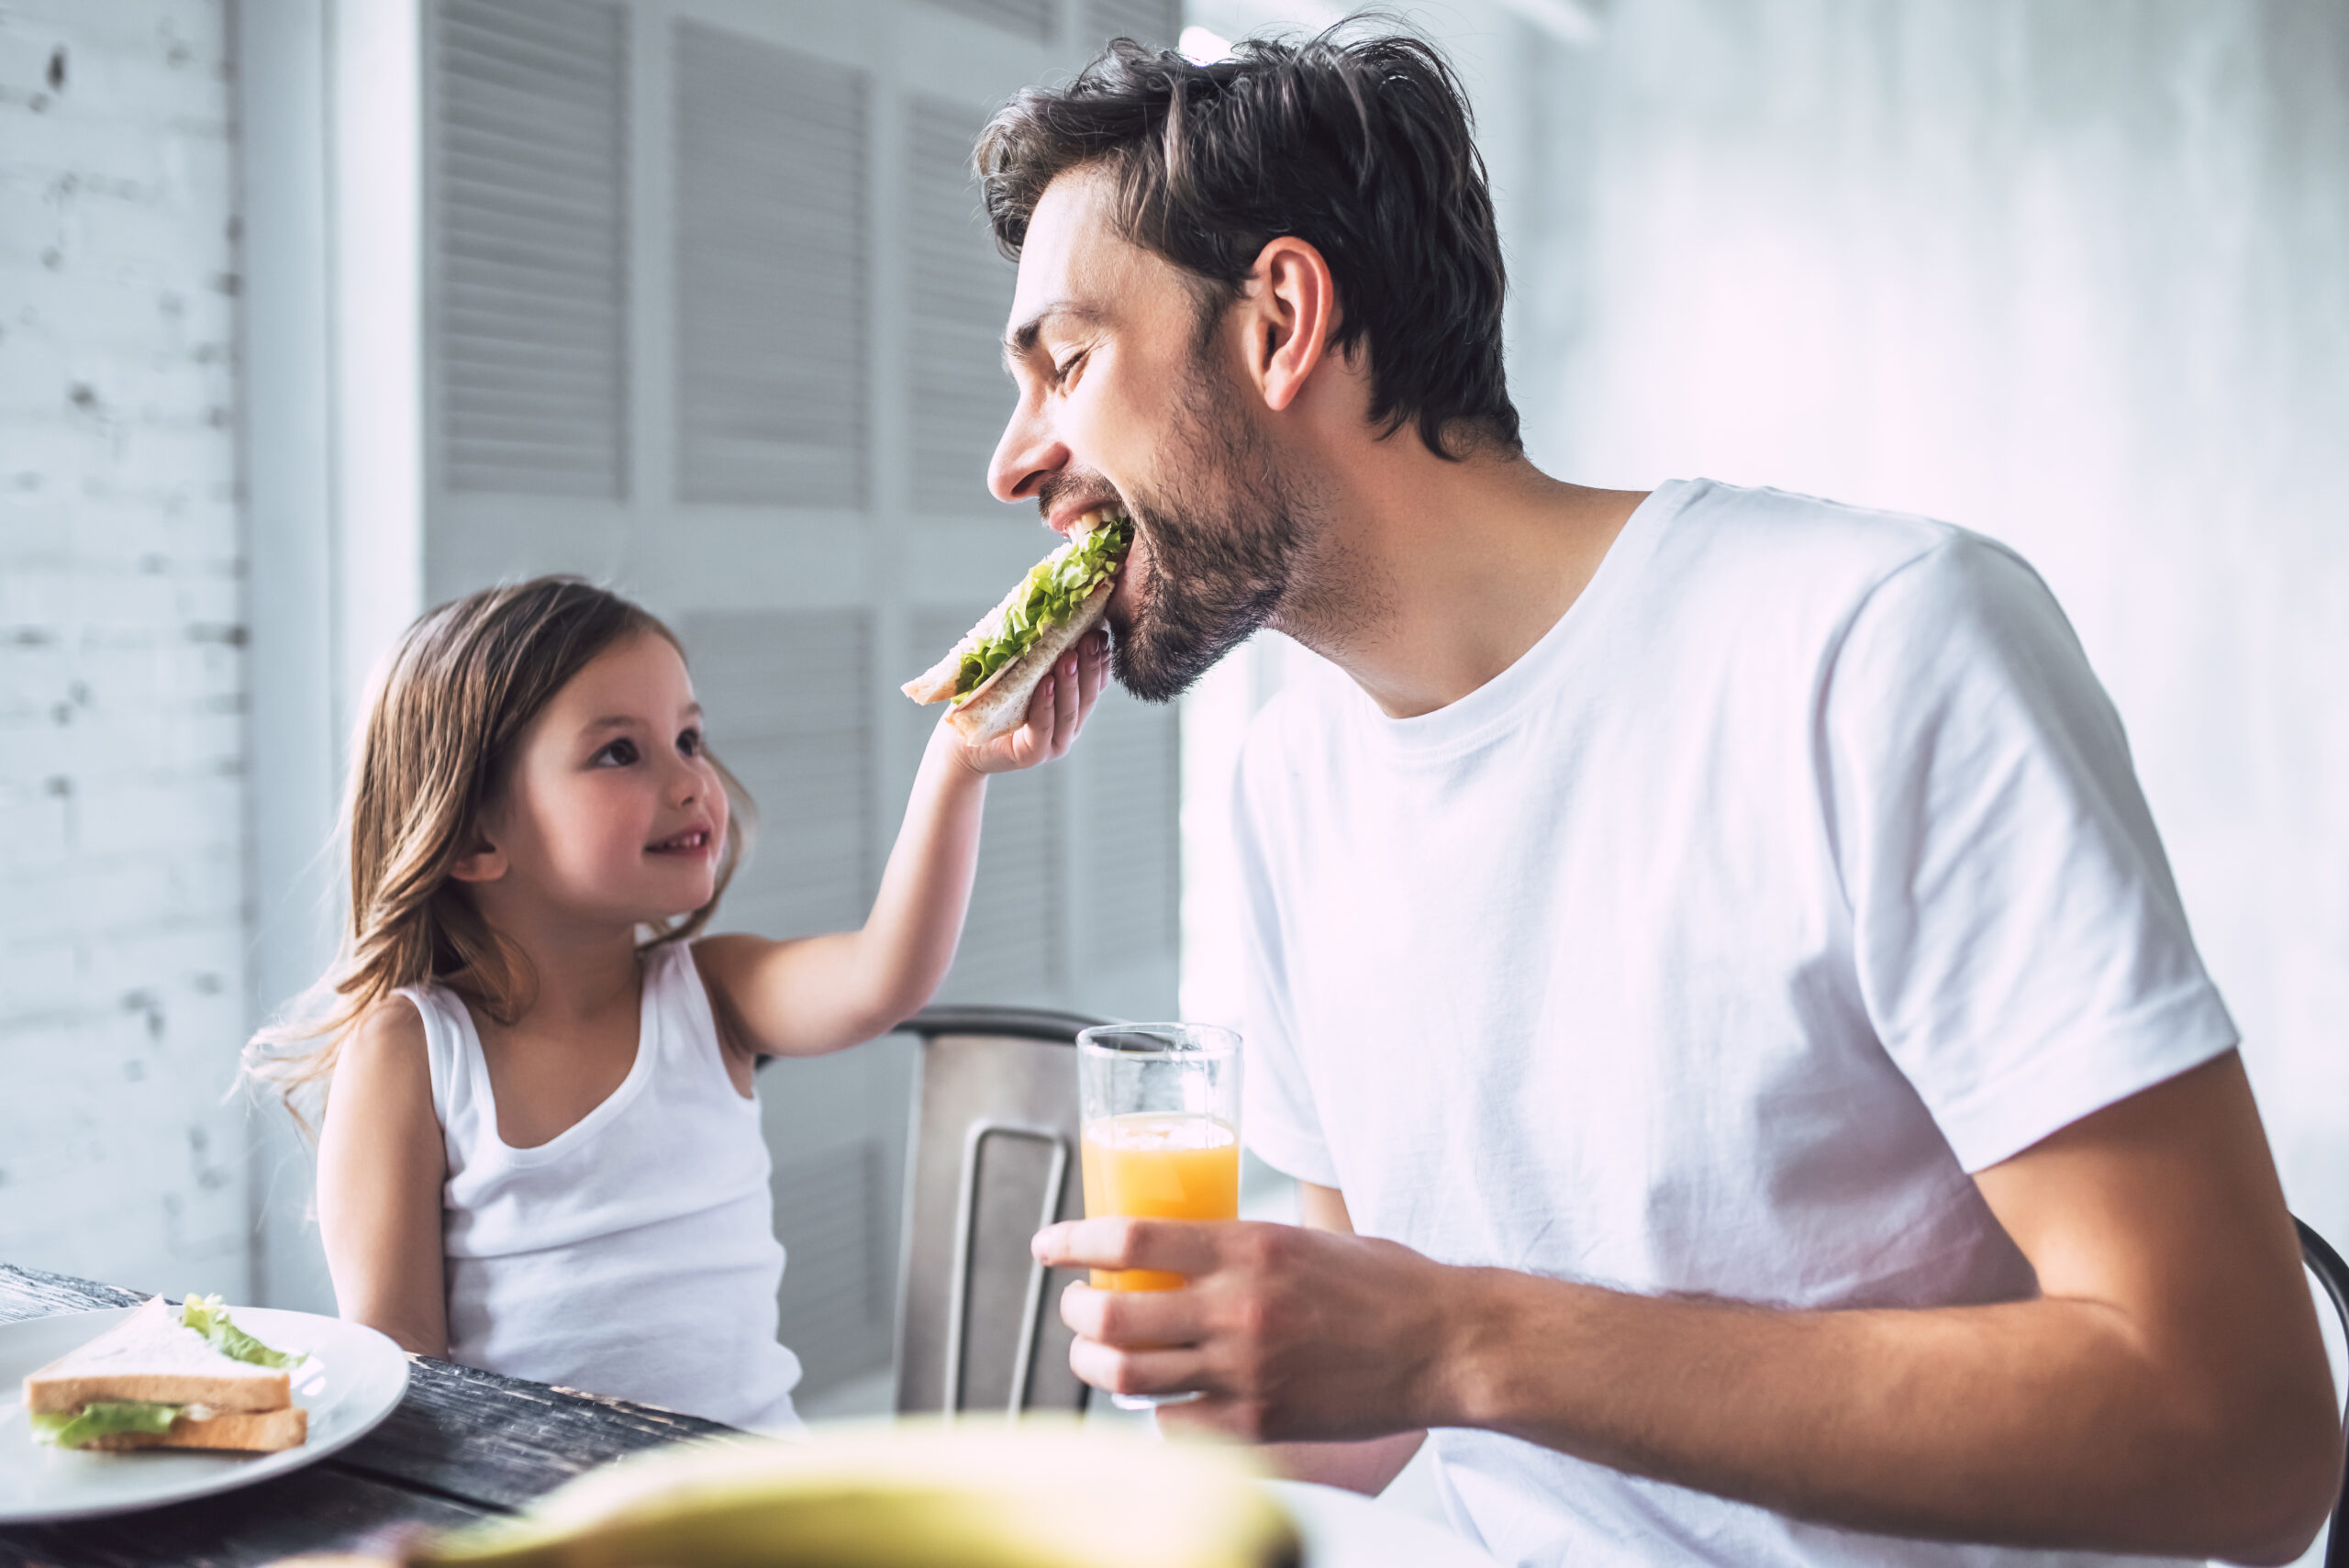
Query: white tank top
402,940,802,1431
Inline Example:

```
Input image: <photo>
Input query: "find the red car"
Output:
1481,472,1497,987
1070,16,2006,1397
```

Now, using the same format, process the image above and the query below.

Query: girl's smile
646,823,717,859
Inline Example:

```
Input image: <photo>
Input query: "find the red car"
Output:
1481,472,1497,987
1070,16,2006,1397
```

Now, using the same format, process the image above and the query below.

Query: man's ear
447,832,508,884
1241,235,1340,414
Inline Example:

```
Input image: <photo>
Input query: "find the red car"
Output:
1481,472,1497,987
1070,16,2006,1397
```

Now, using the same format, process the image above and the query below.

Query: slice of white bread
901,571,1034,706
902,510,1126,710
24,1296,291,1416
943,582,1113,745
80,1405,308,1453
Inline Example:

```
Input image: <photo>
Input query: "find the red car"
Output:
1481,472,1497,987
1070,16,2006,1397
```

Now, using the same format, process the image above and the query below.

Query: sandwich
24,1294,308,1452
902,508,1132,743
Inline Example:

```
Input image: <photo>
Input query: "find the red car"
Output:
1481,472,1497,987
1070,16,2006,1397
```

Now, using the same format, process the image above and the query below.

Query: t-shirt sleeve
1229,724,1343,1191
1825,533,2237,1173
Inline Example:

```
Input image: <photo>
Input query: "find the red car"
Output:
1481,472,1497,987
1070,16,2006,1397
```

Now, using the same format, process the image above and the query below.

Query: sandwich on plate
24,1294,308,1452
902,507,1132,743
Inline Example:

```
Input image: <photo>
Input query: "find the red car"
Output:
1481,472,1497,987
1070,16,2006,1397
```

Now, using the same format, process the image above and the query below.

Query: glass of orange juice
1075,1022,1241,1409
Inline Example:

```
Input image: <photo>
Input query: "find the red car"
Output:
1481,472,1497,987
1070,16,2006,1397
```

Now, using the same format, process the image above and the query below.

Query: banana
405,1418,1302,1568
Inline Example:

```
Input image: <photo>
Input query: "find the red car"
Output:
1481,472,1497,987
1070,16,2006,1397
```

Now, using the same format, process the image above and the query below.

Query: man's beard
1105,356,1314,704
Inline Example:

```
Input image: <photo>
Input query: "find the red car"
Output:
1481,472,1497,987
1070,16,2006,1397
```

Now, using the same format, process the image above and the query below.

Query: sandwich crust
944,583,1113,745
24,1296,291,1415
902,509,1128,712
901,572,1036,706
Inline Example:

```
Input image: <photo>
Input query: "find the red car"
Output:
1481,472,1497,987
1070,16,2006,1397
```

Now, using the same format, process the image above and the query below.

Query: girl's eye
677,728,702,759
595,738,640,767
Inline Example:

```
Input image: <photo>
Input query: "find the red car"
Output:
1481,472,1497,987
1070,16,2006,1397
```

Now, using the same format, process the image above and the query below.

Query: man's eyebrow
1004,301,1102,362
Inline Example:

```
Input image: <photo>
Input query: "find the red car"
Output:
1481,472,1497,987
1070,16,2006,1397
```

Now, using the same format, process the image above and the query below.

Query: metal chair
2299,1218,2349,1568
890,1004,1112,1418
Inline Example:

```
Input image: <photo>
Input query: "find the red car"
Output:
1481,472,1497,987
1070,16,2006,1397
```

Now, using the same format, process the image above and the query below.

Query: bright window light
1180,25,1234,64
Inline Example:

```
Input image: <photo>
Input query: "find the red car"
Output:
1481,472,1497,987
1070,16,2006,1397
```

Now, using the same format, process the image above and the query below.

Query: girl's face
463,632,729,930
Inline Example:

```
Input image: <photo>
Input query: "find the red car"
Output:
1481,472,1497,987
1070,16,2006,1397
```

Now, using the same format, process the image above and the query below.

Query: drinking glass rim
1075,1021,1241,1062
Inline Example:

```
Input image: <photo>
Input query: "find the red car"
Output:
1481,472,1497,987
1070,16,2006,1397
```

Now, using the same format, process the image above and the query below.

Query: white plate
1269,1479,1497,1568
0,1304,410,1524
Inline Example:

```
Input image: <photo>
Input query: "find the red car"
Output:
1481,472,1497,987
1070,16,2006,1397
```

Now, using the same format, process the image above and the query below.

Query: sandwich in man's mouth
901,507,1132,743
23,1294,308,1452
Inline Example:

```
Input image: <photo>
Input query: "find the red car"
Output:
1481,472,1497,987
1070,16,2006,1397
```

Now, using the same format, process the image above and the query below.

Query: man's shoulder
1664,479,2038,632
1671,477,1974,572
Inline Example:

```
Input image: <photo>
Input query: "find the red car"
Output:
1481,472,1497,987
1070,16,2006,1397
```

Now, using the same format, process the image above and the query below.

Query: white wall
0,0,250,1297
1543,0,2349,1245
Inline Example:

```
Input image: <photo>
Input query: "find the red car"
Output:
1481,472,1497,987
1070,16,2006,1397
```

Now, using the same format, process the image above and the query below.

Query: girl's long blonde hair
244,577,752,1135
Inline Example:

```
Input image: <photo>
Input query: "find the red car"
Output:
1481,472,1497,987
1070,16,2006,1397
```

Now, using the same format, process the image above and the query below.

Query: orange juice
1079,1112,1241,1290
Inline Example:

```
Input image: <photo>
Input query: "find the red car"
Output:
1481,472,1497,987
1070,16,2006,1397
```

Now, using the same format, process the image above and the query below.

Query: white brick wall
0,0,249,1297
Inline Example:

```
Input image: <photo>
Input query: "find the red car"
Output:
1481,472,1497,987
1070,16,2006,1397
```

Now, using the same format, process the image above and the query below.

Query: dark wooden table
0,1262,743,1567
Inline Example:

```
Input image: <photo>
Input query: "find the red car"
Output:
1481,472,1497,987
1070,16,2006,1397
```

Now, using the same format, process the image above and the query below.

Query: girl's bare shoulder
334,997,433,1101
319,999,443,1166
349,995,427,1053
318,1001,446,1200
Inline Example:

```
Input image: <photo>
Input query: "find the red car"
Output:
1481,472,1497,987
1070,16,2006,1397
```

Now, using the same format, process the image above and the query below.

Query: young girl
245,577,1106,1430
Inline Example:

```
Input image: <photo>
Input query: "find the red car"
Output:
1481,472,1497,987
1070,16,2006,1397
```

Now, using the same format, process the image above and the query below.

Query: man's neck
1272,438,1645,719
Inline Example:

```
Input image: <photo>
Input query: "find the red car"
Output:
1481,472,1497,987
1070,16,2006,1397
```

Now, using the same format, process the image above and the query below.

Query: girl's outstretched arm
696,629,1108,1058
316,1001,450,1357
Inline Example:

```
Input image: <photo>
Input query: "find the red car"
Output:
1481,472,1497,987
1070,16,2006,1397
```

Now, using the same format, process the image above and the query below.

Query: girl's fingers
1020,673,1057,761
974,639,1112,774
1074,631,1108,728
1050,651,1081,755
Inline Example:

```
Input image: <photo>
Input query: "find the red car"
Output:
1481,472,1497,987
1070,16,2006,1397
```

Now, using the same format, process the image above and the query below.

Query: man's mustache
1035,470,1127,523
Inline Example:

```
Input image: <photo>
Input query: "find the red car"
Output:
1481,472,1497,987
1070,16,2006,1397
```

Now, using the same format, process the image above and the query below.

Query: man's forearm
1438,1266,2329,1562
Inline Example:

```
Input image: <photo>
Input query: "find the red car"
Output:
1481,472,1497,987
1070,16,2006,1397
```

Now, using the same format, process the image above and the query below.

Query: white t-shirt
1231,479,2235,1568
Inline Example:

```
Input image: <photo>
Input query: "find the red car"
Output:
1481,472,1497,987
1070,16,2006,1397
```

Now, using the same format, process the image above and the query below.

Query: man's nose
988,394,1067,505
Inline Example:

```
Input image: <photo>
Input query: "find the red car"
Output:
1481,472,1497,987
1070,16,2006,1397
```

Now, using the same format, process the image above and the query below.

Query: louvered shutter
435,0,629,498
908,96,1024,519
674,23,867,507
915,0,1055,43
423,0,1183,1407
767,1140,889,1390
1083,0,1181,49
951,761,1066,1001
1071,684,1180,992
678,609,875,941
911,609,1064,1004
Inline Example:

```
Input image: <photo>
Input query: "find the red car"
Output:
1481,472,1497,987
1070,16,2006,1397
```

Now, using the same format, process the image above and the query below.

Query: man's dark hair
978,28,1521,462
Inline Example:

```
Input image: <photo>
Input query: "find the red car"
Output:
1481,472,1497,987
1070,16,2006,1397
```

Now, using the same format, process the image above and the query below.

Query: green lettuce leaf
180,1294,300,1369
954,514,1132,701
31,1400,184,1448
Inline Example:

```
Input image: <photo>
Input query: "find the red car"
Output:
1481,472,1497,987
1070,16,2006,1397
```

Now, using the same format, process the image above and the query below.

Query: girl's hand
952,628,1110,776
705,630,1111,1058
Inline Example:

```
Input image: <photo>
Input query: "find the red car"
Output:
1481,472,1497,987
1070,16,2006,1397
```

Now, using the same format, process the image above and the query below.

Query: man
986,31,2341,1568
